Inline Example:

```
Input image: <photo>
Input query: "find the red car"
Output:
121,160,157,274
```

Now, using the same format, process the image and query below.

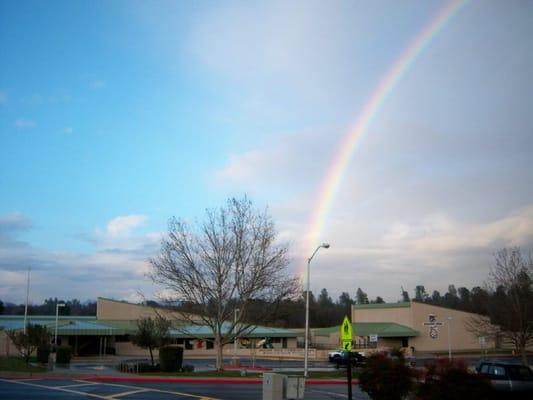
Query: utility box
263,373,284,400
284,375,305,399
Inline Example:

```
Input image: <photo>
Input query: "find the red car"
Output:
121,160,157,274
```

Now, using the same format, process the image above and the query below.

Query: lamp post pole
304,243,330,377
447,316,452,361
55,303,65,346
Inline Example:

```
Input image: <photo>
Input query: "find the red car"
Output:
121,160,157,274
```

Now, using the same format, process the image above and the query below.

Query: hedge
37,345,51,364
56,346,71,365
159,346,183,372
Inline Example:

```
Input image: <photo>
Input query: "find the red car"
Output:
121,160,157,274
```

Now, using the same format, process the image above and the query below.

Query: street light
304,243,330,377
447,316,453,360
55,303,65,346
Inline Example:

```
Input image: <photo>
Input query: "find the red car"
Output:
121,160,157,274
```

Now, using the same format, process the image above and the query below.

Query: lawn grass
0,356,47,373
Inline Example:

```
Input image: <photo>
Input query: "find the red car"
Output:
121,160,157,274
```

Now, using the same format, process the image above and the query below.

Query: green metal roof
55,320,123,336
353,302,411,309
313,322,419,338
0,316,96,331
0,316,298,338
0,316,126,336
170,323,298,339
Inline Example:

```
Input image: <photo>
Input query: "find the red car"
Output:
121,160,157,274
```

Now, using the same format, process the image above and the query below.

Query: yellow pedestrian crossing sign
340,316,352,351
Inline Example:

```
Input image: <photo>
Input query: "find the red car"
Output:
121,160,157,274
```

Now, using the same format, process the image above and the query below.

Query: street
0,377,370,400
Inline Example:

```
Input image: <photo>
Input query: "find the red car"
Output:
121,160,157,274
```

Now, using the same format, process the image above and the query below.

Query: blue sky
1,0,532,304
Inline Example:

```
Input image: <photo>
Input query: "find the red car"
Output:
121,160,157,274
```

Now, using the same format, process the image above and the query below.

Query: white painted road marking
0,378,108,399
0,378,220,400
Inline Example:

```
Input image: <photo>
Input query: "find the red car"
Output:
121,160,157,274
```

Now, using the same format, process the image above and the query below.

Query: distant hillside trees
0,298,96,316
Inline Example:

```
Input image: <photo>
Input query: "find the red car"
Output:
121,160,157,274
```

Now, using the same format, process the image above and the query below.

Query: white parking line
110,388,151,398
0,378,220,400
84,380,219,400
0,378,108,399
56,382,100,389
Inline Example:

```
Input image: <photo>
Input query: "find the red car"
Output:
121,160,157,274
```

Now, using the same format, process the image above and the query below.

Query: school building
1,298,497,359
311,301,496,355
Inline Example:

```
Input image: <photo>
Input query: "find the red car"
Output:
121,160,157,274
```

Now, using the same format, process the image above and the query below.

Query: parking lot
0,377,369,400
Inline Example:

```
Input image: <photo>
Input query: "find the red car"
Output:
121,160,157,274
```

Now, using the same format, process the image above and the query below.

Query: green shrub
36,344,51,363
56,346,71,365
416,359,493,400
359,350,415,400
159,346,183,372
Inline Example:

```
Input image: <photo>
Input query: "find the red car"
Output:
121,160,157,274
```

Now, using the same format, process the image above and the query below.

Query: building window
282,338,287,349
206,340,214,350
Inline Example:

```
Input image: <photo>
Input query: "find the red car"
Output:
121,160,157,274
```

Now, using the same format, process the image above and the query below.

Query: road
0,377,370,399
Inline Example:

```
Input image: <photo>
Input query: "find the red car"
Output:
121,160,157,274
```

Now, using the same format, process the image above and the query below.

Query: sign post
340,315,353,400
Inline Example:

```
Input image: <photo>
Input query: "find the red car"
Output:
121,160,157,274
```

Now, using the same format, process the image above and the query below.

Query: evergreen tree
414,285,428,302
318,288,333,307
356,288,369,304
401,287,410,302
430,290,442,305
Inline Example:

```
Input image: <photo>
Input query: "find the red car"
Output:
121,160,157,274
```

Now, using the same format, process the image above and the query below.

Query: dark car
328,350,366,367
476,361,533,393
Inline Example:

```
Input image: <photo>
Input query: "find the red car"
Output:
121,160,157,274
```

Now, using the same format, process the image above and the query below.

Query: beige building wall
352,305,413,327
0,331,17,357
351,302,496,353
96,297,197,322
409,302,494,352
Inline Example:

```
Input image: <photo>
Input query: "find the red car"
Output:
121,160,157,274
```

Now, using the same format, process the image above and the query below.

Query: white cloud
212,128,338,191
0,212,32,234
0,213,160,304
63,127,74,134
0,91,7,104
14,119,36,129
382,206,533,254
106,215,147,236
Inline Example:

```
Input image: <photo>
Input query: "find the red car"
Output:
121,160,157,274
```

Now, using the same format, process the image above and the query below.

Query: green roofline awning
1,316,299,338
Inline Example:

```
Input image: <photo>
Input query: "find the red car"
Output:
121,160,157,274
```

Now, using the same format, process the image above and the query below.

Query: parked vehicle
476,361,533,394
328,350,366,367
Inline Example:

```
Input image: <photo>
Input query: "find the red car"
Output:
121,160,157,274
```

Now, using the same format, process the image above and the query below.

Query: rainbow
302,0,468,275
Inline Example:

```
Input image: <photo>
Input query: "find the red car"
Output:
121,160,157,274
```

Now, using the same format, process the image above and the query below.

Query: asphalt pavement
0,377,369,399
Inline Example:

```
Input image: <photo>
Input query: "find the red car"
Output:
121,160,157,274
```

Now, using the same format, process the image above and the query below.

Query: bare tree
150,197,300,370
132,316,171,366
7,324,50,364
467,247,533,364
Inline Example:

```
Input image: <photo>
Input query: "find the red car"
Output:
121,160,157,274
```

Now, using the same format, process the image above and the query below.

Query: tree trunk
520,337,528,366
521,348,528,366
215,336,224,371
149,346,154,366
